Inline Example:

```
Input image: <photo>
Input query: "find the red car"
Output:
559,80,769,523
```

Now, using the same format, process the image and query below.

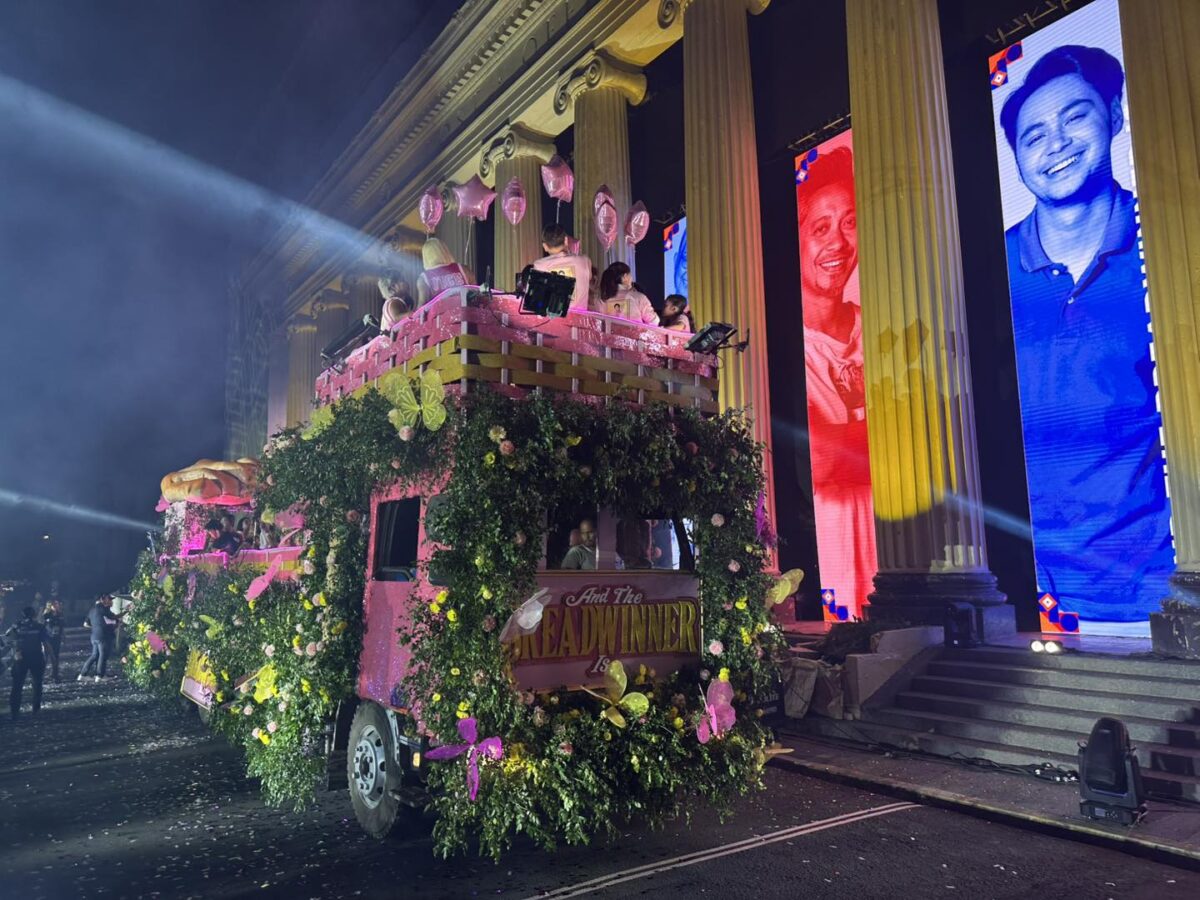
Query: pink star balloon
453,175,496,221
540,154,574,204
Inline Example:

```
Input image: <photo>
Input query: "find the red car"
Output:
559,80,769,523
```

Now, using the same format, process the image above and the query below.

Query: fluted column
267,325,289,439
556,49,646,273
1120,0,1200,650
846,0,1006,628
438,183,479,276
345,271,382,323
669,0,776,528
285,319,319,428
481,125,556,291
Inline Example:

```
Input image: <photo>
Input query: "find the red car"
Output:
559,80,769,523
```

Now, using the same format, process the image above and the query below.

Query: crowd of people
199,510,303,556
3,592,123,721
380,225,695,335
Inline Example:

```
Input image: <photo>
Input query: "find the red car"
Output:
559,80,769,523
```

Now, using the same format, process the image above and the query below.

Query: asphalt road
2,632,1199,900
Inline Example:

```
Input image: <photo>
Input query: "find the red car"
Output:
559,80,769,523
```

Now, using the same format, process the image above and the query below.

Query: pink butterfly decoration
184,572,198,608
245,560,282,602
425,717,504,801
754,490,778,548
697,679,736,744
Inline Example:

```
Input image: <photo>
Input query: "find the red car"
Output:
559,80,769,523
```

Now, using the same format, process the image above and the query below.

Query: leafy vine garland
125,387,783,858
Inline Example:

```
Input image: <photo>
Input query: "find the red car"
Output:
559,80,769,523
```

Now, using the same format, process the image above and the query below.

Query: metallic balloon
418,185,444,233
453,175,497,221
624,200,650,246
593,185,618,250
500,176,527,226
540,154,574,204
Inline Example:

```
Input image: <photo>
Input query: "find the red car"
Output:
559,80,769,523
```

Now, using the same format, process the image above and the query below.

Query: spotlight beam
0,488,161,534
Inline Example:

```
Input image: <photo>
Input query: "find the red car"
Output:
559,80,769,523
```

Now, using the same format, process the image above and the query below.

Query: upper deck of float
314,286,719,412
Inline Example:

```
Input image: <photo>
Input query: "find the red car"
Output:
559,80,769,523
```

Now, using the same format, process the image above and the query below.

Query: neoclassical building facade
227,0,1200,639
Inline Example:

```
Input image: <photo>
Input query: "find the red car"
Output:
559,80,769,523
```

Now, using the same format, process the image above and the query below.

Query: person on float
797,145,876,619
377,270,415,332
415,238,474,306
560,519,597,570
531,223,592,311
657,294,694,333
598,262,658,325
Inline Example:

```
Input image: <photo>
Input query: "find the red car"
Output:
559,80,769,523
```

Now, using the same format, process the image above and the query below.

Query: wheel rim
352,724,388,809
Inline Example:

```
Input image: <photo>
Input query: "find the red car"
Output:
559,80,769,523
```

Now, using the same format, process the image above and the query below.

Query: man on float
415,238,475,307
531,223,592,311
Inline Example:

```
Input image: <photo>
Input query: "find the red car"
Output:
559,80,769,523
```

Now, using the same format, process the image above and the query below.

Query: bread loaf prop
160,458,259,505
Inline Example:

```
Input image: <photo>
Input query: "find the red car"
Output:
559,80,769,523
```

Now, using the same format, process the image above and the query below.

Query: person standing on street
41,597,65,683
7,606,51,720
79,595,117,682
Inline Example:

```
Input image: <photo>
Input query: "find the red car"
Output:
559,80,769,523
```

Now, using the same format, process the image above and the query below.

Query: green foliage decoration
125,385,783,857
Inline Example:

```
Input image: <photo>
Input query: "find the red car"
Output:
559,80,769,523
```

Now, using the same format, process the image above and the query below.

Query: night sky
0,1,450,604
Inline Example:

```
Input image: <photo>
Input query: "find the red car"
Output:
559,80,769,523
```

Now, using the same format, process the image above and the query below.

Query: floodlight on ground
1030,639,1045,653
1030,638,1063,654
1078,716,1145,826
1043,640,1062,654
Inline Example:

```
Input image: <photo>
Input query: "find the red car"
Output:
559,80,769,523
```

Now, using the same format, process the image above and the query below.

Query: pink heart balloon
594,185,618,250
540,154,574,204
453,175,497,221
501,176,527,226
418,186,444,233
624,200,650,246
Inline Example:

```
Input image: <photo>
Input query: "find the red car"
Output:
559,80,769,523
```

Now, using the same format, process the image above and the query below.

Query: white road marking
525,801,920,899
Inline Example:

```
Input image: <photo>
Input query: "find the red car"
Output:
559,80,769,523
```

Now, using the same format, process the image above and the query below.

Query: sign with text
511,573,701,692
180,649,216,709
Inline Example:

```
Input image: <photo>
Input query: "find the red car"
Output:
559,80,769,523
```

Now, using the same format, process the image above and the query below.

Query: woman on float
598,261,659,325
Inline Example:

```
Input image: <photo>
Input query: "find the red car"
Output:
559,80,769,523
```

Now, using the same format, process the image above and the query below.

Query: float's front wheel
347,702,401,838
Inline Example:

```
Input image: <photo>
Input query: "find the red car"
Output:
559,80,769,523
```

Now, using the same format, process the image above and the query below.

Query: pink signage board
511,572,701,692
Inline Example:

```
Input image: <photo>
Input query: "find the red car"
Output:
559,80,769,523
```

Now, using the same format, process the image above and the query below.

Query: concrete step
926,659,1200,701
910,674,1200,720
869,706,1200,778
894,690,1200,748
946,646,1200,681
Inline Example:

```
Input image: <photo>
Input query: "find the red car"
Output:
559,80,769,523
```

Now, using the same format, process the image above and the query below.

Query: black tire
347,702,402,838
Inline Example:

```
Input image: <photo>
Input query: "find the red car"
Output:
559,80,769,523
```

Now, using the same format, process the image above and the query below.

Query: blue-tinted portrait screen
989,0,1173,629
663,217,687,299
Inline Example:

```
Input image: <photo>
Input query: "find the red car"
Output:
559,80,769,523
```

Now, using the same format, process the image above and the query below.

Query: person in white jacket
598,262,659,325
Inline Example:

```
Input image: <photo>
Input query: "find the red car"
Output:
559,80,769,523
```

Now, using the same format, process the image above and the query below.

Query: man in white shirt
531,223,592,311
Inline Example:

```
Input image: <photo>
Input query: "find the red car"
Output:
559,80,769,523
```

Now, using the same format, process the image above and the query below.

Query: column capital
285,319,318,339
310,289,351,316
658,0,769,29
553,49,646,116
479,123,557,181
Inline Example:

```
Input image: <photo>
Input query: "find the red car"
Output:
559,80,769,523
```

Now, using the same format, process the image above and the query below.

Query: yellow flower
446,609,458,623
484,451,496,467
566,435,582,447
331,621,347,636
603,731,613,742
292,635,302,648
474,555,485,571
479,586,492,601
221,670,230,681
430,602,441,615
258,732,271,745
228,585,238,594
741,628,752,646
431,692,442,703
435,590,448,604
718,667,731,682
303,599,313,610
307,547,316,558
673,716,684,730
488,425,506,442
319,688,330,702
215,691,224,702
301,679,312,694
313,592,327,606
455,710,469,720
247,599,256,611
457,700,470,713
450,667,461,676
734,597,748,611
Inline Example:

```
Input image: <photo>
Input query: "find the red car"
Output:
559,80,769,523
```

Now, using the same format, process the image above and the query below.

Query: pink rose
579,465,592,478
513,531,526,547
243,704,254,716
558,741,574,756
390,458,403,469
293,646,304,656
398,425,415,442
499,440,515,456
482,615,497,633
264,644,275,658
251,727,261,739
266,474,275,486
685,441,699,456
708,640,724,657
305,642,318,657
728,560,741,573
346,509,362,524
277,701,288,712
267,721,278,734
710,513,725,527
302,559,315,575
700,669,711,681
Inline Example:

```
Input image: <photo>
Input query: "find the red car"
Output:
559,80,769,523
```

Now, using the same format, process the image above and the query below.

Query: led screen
795,130,877,623
989,0,1172,630
663,217,687,300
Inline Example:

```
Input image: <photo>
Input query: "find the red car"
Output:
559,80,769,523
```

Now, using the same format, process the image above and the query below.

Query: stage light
1078,717,1145,825
1044,640,1062,654
1030,639,1045,653
1030,638,1063,654
517,267,574,318
685,322,738,355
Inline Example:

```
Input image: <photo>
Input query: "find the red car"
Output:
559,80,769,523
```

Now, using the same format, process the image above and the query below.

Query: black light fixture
943,601,979,648
517,266,575,318
1078,716,1145,825
685,322,738,354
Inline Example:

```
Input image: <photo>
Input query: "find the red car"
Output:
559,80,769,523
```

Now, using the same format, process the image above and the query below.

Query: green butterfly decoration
582,660,649,729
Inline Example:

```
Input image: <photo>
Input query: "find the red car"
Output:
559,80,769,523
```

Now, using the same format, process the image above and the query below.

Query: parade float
125,168,795,856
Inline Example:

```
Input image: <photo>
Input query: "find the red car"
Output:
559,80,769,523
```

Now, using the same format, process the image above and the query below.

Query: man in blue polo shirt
1000,44,1173,622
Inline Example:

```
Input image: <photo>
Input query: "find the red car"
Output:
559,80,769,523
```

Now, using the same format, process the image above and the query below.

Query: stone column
1119,0,1200,654
344,271,382,323
845,0,1006,630
555,49,646,273
285,318,319,428
438,183,479,278
266,325,289,439
665,0,776,527
481,124,556,291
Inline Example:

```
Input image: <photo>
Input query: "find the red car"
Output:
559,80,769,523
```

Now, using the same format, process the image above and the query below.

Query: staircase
800,645,1200,803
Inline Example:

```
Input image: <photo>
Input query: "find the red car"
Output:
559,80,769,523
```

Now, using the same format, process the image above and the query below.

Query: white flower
711,513,725,527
